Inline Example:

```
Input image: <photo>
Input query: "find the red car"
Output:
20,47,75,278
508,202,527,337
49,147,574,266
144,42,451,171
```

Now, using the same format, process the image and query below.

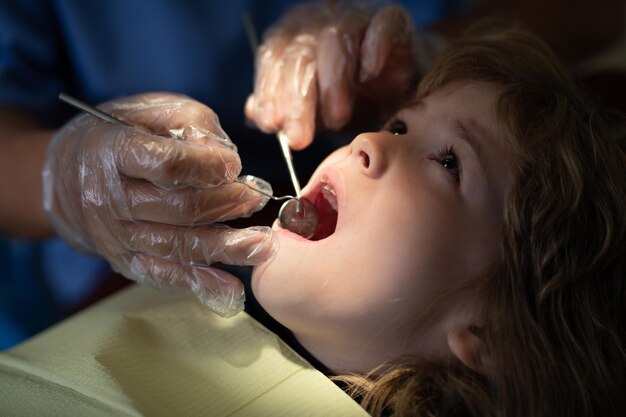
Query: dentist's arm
0,106,54,237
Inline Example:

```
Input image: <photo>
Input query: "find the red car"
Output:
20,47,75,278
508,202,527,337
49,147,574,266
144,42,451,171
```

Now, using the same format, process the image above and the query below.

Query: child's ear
447,325,487,374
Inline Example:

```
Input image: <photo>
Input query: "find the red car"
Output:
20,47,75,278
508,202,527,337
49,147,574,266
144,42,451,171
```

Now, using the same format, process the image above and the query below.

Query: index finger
106,92,233,146
317,13,367,131
278,37,318,150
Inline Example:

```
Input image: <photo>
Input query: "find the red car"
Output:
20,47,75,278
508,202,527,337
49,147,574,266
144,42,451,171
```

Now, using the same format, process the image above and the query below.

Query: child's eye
435,146,461,181
384,118,408,135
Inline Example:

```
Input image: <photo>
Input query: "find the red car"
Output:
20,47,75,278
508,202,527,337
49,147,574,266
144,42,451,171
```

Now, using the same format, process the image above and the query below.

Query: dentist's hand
43,92,277,317
246,2,443,150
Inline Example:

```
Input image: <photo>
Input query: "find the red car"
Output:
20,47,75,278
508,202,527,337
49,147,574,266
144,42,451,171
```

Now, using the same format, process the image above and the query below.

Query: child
0,26,622,417
250,27,626,417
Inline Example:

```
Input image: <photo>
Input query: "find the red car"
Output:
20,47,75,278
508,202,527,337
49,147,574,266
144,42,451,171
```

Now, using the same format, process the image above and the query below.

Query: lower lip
275,223,316,242
275,218,341,244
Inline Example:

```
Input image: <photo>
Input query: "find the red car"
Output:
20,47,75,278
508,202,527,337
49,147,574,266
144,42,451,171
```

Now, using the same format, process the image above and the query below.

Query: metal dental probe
59,93,132,127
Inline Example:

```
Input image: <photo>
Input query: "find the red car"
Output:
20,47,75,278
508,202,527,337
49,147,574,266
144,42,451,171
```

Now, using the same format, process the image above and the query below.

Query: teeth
321,184,338,212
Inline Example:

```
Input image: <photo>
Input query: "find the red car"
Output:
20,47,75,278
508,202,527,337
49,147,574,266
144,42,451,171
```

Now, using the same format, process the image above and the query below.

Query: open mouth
305,180,339,241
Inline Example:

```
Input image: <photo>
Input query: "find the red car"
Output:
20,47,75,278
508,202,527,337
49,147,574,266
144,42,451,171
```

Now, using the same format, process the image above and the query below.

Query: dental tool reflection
57,92,320,238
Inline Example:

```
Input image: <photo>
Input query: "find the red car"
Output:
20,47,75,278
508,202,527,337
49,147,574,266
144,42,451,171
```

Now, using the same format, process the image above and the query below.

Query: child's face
252,81,514,372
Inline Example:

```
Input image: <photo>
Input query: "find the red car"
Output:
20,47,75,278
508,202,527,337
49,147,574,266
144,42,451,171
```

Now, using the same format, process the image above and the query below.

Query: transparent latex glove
43,92,277,317
245,2,445,150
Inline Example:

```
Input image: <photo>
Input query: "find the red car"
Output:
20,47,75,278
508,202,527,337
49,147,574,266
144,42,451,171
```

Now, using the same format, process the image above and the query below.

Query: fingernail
224,157,242,182
359,55,379,83
283,123,310,150
359,36,381,83
322,91,351,131
207,151,241,184
359,68,373,83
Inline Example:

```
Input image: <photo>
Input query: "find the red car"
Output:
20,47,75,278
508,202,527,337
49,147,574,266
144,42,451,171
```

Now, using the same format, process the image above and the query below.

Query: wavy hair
336,27,626,417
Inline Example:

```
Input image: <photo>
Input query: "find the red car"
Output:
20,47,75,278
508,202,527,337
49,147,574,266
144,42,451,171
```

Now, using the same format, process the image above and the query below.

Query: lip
276,166,344,242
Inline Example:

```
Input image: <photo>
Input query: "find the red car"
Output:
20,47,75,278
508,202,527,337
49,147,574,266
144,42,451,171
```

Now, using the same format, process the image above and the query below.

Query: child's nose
350,133,388,179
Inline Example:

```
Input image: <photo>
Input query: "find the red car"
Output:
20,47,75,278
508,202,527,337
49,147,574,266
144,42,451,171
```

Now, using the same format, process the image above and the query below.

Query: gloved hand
245,2,444,150
43,92,277,317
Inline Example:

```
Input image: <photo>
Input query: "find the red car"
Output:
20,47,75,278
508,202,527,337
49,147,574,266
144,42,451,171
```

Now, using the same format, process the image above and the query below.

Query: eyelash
385,117,461,182
434,145,461,182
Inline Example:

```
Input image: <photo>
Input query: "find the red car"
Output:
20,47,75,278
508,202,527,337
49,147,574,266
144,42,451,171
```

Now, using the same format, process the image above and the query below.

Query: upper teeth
321,184,338,211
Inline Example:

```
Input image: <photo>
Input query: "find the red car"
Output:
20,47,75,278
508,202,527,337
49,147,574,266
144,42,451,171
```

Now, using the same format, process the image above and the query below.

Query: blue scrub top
0,0,465,349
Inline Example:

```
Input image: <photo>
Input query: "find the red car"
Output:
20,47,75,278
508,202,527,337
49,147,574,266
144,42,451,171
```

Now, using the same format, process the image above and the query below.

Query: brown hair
336,28,626,417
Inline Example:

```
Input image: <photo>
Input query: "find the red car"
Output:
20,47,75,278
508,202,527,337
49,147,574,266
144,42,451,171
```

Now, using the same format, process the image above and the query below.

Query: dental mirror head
278,198,318,239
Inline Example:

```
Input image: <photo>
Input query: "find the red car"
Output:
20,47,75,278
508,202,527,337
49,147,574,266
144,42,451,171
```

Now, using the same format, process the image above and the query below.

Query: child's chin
250,262,274,309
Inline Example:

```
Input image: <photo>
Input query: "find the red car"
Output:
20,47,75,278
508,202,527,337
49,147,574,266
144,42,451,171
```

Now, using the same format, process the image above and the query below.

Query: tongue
310,190,338,241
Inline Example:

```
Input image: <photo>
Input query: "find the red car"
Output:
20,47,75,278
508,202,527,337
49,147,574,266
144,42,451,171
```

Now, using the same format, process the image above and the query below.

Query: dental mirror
278,199,318,239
